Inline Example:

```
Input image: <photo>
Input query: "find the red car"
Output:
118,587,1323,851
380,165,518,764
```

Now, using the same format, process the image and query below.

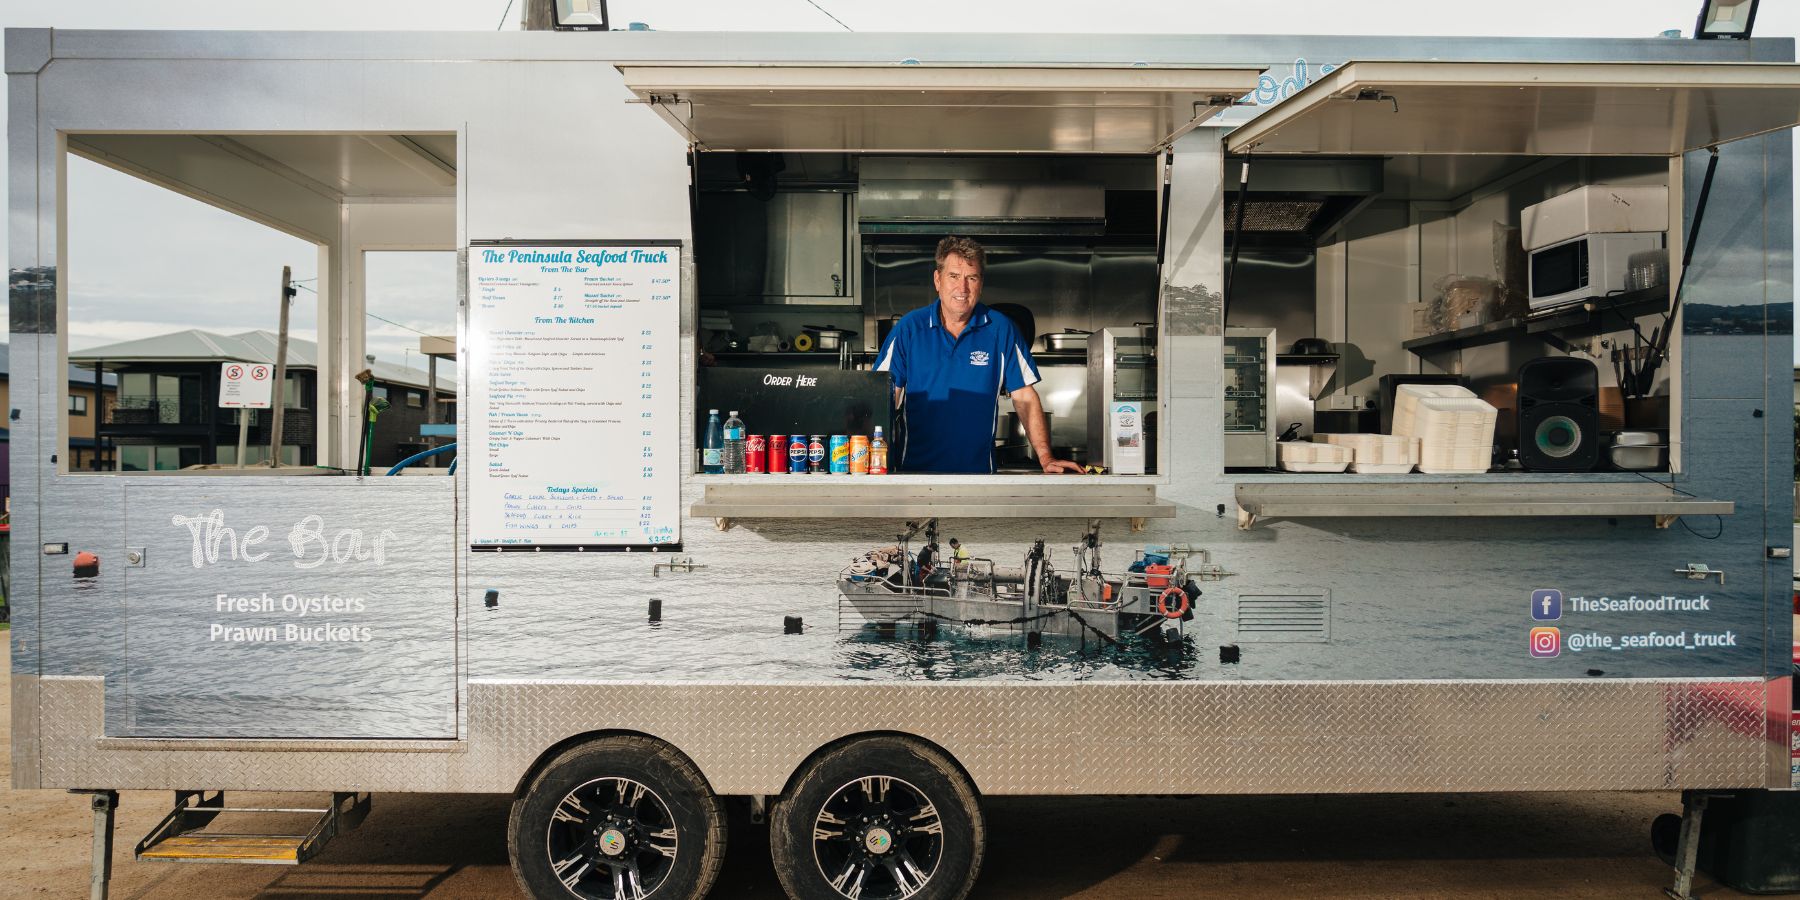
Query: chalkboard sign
696,367,891,450
468,241,681,550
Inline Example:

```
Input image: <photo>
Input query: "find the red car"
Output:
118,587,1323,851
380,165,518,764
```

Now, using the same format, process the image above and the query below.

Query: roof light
1694,0,1758,39
553,0,609,31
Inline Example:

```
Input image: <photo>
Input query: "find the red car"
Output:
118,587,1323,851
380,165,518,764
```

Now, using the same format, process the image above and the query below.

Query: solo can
769,435,790,473
829,435,851,474
745,434,766,473
807,435,827,474
849,435,870,475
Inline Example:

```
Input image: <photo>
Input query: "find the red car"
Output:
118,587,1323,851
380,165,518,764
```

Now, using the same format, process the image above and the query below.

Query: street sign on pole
219,362,274,409
220,362,274,469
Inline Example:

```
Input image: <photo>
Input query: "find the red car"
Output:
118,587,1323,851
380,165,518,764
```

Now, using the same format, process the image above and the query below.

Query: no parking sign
219,362,274,409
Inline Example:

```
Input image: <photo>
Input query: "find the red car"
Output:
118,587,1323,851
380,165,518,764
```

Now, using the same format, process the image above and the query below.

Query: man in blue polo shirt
874,236,1082,474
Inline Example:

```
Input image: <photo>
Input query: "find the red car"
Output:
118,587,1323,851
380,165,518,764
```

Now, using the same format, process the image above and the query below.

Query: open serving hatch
619,64,1262,152
1226,60,1800,157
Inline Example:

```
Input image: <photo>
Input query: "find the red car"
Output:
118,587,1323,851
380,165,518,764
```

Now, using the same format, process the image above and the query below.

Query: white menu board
468,241,680,549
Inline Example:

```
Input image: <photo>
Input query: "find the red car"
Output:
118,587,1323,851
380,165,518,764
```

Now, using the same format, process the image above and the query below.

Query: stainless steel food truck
8,18,1800,900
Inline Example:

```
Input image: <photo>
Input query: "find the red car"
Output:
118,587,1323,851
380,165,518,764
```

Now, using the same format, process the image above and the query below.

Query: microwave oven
1527,231,1663,313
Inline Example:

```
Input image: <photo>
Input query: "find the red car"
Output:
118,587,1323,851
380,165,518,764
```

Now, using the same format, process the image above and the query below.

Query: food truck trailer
7,18,1800,900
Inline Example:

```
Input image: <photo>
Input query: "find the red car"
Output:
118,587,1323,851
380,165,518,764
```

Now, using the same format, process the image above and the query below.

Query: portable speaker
1517,356,1599,471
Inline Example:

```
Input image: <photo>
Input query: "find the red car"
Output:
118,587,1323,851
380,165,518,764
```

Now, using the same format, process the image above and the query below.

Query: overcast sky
3,0,1798,366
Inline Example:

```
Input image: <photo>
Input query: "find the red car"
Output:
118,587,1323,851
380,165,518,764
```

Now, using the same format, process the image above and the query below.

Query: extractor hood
858,157,1115,237
1223,157,1384,241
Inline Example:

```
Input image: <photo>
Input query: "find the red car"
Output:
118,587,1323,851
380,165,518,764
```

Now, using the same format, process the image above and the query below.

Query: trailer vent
1235,592,1330,642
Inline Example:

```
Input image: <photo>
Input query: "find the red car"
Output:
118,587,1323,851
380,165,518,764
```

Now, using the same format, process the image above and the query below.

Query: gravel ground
0,639,1760,900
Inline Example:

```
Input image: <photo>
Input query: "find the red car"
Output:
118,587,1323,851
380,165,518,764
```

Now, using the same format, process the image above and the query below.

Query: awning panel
1226,61,1800,157
620,64,1262,153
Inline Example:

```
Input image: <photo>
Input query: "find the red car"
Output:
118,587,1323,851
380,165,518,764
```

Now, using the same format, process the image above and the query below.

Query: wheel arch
772,730,981,802
510,728,717,798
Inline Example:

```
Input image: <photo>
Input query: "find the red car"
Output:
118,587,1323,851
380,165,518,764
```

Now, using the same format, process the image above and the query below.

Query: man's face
932,252,982,319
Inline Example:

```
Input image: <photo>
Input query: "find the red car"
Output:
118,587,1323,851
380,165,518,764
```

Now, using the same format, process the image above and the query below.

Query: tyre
770,736,984,900
509,735,726,900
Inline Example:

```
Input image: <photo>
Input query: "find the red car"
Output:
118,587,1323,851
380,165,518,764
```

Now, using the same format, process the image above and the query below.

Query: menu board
468,241,680,550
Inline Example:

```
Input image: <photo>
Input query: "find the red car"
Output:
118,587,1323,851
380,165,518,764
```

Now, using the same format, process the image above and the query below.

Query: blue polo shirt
874,302,1041,473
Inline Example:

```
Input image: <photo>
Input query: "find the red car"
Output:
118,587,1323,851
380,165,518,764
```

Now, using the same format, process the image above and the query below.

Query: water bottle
869,426,888,475
722,410,747,474
702,409,724,474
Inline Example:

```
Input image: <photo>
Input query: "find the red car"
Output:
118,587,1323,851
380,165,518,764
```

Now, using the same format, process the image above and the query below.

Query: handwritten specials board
468,241,681,550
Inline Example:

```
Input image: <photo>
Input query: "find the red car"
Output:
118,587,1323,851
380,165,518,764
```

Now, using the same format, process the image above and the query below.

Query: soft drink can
745,434,766,473
789,434,808,473
829,435,851,474
769,435,790,474
849,435,870,475
807,435,827,473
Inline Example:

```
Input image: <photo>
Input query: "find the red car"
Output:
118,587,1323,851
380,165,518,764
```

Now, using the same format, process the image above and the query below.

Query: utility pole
268,266,295,467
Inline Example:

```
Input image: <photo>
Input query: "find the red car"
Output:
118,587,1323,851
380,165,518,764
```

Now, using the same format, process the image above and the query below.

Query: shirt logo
968,350,990,366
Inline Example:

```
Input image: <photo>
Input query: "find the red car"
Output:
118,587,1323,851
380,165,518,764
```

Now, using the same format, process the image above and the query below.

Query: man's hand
1009,384,1085,475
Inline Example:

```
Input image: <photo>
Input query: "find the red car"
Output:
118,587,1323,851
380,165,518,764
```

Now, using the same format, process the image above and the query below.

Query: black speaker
1517,357,1599,471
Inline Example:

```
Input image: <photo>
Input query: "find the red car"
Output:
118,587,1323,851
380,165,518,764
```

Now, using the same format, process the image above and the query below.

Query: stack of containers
1319,433,1421,473
1390,385,1497,475
1277,441,1355,473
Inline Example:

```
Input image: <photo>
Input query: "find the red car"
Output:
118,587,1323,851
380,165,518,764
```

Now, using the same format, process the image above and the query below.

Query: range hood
1224,157,1384,241
858,158,1113,237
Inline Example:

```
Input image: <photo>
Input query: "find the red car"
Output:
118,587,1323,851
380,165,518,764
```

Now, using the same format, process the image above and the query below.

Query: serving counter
689,474,1173,525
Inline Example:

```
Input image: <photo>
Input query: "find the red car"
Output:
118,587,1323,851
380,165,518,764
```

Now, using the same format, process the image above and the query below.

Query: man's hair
935,236,986,274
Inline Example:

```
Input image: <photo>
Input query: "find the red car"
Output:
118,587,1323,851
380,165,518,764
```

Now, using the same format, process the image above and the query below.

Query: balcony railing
106,395,205,426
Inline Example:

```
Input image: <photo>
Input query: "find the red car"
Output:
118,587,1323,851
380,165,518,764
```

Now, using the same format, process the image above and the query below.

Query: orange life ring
1156,586,1189,619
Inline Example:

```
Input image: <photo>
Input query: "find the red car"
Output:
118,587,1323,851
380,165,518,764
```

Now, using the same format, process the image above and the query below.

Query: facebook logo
1530,589,1563,621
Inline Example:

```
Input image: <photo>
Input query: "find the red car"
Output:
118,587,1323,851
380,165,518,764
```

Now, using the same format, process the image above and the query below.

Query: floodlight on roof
553,0,610,31
1695,0,1758,39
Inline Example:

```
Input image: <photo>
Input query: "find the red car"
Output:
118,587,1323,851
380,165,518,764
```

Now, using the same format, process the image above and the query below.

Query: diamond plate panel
37,676,1776,795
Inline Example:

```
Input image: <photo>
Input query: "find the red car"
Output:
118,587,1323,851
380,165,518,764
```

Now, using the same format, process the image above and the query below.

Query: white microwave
1527,231,1663,313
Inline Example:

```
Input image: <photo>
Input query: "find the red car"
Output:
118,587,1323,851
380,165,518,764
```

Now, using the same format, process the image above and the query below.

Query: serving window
1217,59,1800,524
1222,152,1681,478
691,151,1164,479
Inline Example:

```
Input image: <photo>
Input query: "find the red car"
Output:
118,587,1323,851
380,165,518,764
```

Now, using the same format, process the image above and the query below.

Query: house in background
71,330,454,472
0,344,119,497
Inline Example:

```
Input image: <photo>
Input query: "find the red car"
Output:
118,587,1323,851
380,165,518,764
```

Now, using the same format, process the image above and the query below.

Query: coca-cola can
769,435,790,473
745,434,767,473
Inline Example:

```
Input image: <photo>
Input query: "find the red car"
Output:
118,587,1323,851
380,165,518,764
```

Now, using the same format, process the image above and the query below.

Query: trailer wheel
771,736,984,900
509,735,725,900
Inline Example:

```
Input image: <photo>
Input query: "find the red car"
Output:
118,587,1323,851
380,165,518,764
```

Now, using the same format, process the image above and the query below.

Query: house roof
0,342,119,388
70,330,455,393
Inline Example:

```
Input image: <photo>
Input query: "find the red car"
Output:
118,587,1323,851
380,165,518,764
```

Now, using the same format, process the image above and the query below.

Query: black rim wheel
811,775,944,899
545,776,680,899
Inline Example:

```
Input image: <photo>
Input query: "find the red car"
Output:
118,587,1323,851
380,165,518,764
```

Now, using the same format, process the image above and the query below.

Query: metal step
135,791,370,865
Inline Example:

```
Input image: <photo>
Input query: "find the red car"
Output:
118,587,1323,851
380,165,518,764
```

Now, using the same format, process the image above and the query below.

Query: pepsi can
807,435,827,474
789,434,808,473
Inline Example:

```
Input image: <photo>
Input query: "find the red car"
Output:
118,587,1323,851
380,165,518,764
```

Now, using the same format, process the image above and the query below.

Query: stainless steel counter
689,475,1172,520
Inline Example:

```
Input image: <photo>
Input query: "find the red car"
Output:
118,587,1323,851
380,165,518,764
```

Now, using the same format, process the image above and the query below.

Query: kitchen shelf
1276,353,1340,366
1233,480,1729,530
1402,285,1670,356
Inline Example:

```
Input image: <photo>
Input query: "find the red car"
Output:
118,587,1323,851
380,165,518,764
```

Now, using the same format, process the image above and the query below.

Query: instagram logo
1530,627,1561,658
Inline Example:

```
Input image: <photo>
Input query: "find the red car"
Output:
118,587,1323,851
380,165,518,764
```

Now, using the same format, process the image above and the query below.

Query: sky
2,0,1798,366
